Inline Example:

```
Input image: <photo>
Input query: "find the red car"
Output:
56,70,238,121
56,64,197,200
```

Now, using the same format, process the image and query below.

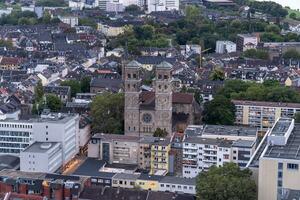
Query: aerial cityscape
0,0,298,199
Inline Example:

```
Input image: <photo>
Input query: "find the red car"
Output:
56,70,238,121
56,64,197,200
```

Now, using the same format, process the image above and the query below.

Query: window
133,74,137,78
277,180,282,187
127,74,131,79
233,156,236,160
278,171,282,178
278,163,283,170
287,163,299,170
160,184,164,187
233,150,237,154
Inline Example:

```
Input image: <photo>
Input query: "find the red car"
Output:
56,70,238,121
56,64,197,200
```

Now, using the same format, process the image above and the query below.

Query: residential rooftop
232,100,300,108
203,125,257,137
263,124,300,160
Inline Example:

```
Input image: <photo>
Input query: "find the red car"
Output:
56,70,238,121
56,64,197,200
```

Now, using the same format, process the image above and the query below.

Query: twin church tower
124,60,173,136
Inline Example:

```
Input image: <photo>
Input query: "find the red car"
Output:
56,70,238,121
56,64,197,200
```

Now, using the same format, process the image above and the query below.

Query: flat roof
105,163,138,171
232,139,255,148
271,118,293,136
112,173,140,180
160,176,196,186
72,158,115,178
263,124,300,160
232,100,300,108
92,133,140,142
203,125,257,137
184,136,219,145
137,173,163,181
22,142,61,153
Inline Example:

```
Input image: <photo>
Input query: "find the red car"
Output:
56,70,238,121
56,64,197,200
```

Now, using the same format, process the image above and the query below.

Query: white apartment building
20,142,63,173
233,100,300,131
0,111,79,167
147,0,179,13
182,124,258,178
215,41,236,54
236,34,258,52
246,118,300,200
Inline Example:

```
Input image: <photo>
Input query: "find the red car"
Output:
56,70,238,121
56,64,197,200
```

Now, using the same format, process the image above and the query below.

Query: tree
265,24,281,34
153,128,168,137
185,5,200,22
243,49,269,60
91,93,124,134
125,4,141,13
283,49,300,60
210,68,225,81
196,163,257,200
294,112,300,123
61,80,81,97
46,94,62,112
289,12,297,20
80,77,91,93
34,80,44,102
202,95,235,125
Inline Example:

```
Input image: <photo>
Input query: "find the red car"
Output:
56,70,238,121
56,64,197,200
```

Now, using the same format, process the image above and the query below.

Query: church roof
126,60,142,68
139,92,194,110
156,61,173,69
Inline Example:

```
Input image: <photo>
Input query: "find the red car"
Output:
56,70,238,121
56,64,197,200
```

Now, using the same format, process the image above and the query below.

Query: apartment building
139,137,156,170
236,34,258,52
233,100,300,130
147,0,179,13
150,138,171,176
159,176,196,195
20,142,63,173
88,134,140,165
215,41,236,54
182,124,258,178
246,118,300,200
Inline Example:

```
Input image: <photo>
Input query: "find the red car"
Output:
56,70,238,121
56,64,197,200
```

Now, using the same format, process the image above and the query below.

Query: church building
124,60,199,136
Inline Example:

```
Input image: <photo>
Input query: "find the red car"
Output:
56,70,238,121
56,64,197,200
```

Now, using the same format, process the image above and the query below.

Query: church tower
154,61,173,134
124,60,141,136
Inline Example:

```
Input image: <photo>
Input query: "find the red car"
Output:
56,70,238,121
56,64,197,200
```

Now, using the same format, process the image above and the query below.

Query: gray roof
203,125,257,137
263,124,300,160
160,176,196,186
271,118,293,136
22,142,61,153
126,60,142,68
0,155,19,170
73,158,115,178
156,61,173,69
113,173,140,180
184,136,219,145
232,139,255,148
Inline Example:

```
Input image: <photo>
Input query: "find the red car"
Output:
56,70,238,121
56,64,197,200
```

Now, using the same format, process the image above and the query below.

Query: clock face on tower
142,113,152,123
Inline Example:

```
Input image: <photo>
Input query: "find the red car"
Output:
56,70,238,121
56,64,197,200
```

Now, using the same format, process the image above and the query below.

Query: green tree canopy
91,93,124,134
243,49,269,60
153,128,168,138
34,80,44,102
61,80,81,97
210,68,225,81
185,5,201,22
196,163,257,200
294,112,300,123
202,95,235,125
283,49,300,60
46,94,62,112
265,24,281,34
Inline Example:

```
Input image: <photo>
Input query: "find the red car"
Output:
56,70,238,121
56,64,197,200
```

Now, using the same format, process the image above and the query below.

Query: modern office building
233,100,300,131
0,111,79,165
20,142,63,173
246,118,300,200
88,133,140,165
215,41,236,54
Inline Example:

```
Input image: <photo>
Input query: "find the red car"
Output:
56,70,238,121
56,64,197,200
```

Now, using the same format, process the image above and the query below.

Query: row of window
0,124,32,129
160,184,193,190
